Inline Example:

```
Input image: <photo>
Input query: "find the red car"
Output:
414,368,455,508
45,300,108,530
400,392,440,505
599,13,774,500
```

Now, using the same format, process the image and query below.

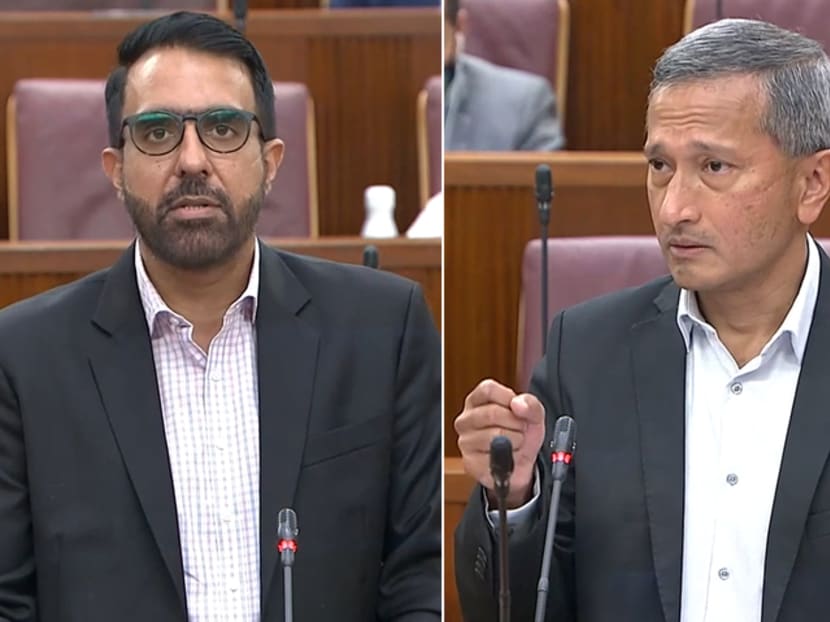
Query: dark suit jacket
0,241,441,622
445,54,565,152
456,247,830,622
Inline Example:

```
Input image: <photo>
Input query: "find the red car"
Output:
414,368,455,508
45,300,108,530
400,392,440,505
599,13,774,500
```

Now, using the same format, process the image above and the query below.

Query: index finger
464,378,518,410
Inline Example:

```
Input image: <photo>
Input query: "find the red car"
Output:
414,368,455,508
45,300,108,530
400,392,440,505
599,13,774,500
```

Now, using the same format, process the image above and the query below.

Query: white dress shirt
135,240,262,622
677,236,818,622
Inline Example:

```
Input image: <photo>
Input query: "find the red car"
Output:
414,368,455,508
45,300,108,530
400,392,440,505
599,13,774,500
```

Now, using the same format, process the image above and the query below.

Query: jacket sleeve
454,310,576,621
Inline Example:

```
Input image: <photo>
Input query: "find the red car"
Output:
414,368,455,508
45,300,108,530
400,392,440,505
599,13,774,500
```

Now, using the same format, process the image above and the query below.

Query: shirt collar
676,234,820,363
134,238,261,336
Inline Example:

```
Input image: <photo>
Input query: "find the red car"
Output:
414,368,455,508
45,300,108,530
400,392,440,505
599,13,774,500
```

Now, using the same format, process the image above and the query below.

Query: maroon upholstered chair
684,0,830,51
463,0,570,122
7,78,317,240
0,0,217,10
517,237,671,391
517,235,830,390
416,75,441,208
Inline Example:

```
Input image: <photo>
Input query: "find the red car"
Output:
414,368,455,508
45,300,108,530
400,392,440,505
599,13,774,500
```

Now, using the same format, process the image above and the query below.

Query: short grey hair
650,18,830,157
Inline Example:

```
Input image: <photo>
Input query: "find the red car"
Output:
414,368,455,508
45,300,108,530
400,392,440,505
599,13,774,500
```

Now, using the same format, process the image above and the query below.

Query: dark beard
123,175,264,270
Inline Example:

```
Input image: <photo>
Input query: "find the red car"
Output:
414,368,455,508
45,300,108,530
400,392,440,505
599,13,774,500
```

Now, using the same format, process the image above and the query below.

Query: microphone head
363,244,379,269
278,508,298,540
535,164,553,203
550,416,576,454
489,435,514,482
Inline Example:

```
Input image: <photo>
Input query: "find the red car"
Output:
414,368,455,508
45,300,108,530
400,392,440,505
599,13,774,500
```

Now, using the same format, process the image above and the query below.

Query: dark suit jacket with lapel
456,246,830,622
0,241,441,622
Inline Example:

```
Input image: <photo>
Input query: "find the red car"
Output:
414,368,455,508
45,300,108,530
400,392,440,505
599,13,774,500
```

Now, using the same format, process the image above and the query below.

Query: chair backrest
416,75,442,209
8,78,317,240
684,0,830,51
462,0,569,122
0,0,217,10
517,235,830,390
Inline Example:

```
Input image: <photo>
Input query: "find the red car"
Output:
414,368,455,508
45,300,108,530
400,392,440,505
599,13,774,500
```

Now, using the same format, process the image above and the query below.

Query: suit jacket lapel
631,281,686,622
762,247,830,622
87,243,186,615
256,243,320,610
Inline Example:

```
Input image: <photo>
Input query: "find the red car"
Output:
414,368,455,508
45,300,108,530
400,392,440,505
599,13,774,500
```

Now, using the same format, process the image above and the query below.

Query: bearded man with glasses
0,11,441,622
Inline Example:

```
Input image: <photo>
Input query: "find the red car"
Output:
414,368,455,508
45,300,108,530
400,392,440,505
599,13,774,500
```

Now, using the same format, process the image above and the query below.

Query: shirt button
730,382,743,395
222,511,233,523
726,473,739,486
228,579,240,592
210,373,221,382
718,567,730,580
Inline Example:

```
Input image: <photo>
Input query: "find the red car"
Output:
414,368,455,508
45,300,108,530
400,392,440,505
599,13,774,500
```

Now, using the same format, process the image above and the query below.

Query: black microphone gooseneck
233,0,248,35
534,416,576,622
490,435,514,622
716,0,723,20
535,165,553,355
363,244,379,269
277,508,299,622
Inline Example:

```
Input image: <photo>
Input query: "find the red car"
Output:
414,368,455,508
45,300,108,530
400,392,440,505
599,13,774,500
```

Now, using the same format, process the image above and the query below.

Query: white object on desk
361,185,399,238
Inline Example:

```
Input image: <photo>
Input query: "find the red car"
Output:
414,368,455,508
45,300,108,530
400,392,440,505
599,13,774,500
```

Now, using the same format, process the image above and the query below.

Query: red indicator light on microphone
278,539,297,553
551,451,572,464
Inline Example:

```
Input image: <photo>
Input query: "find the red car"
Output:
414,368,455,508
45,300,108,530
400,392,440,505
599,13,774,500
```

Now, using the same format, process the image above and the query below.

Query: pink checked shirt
135,240,262,621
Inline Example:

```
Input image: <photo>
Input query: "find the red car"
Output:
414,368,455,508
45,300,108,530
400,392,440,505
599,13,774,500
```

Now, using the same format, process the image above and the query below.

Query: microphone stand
278,508,298,622
495,478,511,622
535,165,553,355
534,417,576,622
540,203,550,356
490,436,514,622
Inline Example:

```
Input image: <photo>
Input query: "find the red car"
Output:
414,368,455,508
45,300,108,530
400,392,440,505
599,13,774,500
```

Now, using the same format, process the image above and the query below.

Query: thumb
510,394,545,425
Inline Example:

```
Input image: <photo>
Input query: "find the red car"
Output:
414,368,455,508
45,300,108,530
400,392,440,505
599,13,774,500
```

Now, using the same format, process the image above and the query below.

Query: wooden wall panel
564,0,686,150
0,9,440,239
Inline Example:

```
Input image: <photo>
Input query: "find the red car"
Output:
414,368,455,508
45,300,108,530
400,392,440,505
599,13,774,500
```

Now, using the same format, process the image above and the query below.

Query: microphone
490,435,514,622
233,0,248,34
716,0,723,20
277,508,299,622
363,244,379,269
534,164,553,356
534,416,576,622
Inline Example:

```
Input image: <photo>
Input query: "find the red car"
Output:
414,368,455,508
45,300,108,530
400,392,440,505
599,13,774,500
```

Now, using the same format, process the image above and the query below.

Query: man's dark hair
445,0,459,25
105,11,276,149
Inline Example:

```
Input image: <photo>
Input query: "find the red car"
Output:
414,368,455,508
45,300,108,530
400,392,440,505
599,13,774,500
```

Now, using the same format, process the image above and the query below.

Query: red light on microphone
551,451,572,464
278,539,297,553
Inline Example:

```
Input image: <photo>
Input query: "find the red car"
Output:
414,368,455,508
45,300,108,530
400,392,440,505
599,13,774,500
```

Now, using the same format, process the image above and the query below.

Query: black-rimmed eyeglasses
120,107,262,156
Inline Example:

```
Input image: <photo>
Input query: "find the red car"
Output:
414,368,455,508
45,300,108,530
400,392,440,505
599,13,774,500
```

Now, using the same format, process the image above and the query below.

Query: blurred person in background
444,0,564,151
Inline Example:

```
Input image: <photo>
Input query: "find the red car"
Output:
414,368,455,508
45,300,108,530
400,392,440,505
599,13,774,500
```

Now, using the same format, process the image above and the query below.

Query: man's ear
796,148,830,227
262,138,285,193
102,147,124,200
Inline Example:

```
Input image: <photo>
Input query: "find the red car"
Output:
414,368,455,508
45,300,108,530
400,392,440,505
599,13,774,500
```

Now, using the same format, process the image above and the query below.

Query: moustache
157,177,232,220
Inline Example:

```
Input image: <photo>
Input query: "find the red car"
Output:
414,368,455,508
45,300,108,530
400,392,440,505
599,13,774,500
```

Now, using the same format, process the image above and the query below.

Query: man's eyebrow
643,141,740,159
643,143,663,158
